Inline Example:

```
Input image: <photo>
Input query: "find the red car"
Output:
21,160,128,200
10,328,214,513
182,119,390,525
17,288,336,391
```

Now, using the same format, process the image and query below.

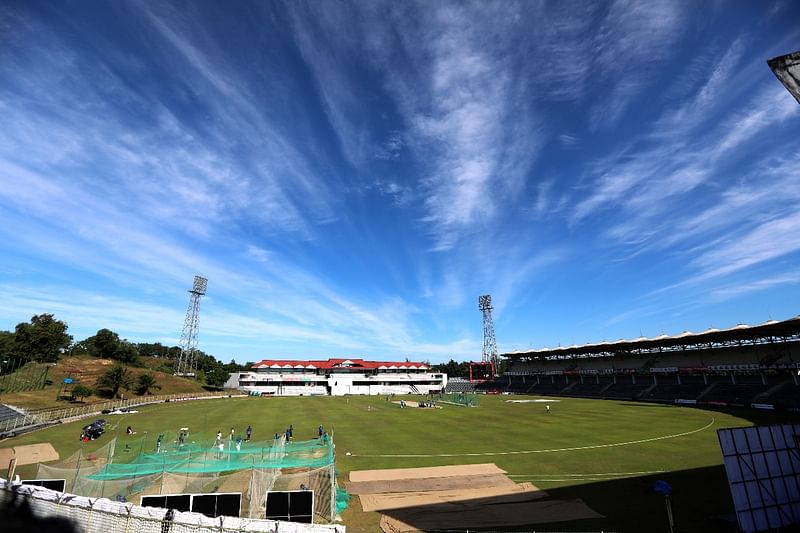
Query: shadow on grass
378,465,738,533
378,406,800,533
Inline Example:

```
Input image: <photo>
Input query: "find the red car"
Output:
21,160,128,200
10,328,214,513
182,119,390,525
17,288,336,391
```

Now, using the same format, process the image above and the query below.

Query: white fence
0,479,345,533
0,391,244,435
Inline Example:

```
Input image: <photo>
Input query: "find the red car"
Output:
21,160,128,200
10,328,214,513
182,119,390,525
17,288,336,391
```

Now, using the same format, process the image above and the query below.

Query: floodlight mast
174,275,208,377
478,295,499,376
768,51,800,104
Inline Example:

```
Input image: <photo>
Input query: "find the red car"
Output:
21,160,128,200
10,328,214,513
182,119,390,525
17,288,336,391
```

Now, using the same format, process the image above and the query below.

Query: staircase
409,383,421,394
697,382,718,401
559,381,578,395
638,384,657,399
753,379,791,403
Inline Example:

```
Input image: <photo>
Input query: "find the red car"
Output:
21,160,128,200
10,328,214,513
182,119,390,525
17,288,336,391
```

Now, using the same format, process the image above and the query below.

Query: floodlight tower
768,51,800,104
174,275,208,377
478,295,499,376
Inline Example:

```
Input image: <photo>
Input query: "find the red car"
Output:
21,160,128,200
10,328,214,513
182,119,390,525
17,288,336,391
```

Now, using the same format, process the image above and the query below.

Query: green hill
0,355,209,410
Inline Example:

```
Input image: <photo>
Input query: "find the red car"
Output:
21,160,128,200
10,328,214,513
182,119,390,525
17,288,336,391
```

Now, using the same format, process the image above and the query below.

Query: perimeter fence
0,479,345,533
0,391,244,434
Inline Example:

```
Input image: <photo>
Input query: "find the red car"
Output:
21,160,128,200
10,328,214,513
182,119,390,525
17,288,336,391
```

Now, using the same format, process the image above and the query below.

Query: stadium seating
0,404,24,424
500,339,800,408
700,378,772,405
563,380,614,397
643,376,709,401
766,379,800,408
596,381,654,400
443,378,477,393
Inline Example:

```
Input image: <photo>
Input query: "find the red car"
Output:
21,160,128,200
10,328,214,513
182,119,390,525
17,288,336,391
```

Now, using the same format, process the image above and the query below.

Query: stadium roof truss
503,316,800,360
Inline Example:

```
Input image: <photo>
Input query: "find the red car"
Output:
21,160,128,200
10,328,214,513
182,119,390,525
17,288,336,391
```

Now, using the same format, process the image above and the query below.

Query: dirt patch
13,443,59,465
0,448,15,471
350,463,505,482
346,473,517,495
351,463,602,532
360,482,545,512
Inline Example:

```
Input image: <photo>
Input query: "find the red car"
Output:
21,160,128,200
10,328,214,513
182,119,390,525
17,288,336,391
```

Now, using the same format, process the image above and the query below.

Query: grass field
6,394,799,532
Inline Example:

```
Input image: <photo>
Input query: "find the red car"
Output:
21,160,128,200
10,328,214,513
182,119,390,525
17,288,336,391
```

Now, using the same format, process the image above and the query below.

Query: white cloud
691,210,800,280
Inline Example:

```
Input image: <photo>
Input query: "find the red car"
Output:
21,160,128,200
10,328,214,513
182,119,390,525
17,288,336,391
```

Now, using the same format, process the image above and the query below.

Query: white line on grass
507,470,666,477
348,416,715,458
508,469,668,481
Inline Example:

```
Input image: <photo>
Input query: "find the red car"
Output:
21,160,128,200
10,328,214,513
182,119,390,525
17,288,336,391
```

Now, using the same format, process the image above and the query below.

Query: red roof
251,358,430,370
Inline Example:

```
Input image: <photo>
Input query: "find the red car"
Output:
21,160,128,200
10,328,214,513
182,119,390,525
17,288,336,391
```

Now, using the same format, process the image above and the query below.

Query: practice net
438,392,479,406
36,433,340,523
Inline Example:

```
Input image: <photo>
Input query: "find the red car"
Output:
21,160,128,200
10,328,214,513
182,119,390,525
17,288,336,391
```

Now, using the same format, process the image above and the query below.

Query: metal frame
718,424,800,532
478,295,499,374
175,275,208,376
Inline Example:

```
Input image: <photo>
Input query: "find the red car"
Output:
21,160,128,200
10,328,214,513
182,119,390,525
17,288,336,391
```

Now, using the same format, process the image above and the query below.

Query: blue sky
1,1,799,364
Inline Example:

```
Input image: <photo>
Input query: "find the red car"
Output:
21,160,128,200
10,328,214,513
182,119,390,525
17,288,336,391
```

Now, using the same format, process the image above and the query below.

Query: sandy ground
350,463,505,482
349,462,602,533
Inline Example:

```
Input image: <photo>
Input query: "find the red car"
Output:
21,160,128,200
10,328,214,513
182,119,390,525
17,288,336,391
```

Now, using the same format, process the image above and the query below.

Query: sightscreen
718,424,800,532
141,492,241,518
21,479,66,492
266,490,314,523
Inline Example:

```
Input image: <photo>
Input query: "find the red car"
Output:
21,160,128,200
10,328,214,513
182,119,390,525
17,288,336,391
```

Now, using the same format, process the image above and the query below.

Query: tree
114,342,140,364
86,329,120,358
97,364,132,398
68,339,91,356
135,373,160,395
71,384,94,403
13,314,72,363
0,331,14,356
84,329,139,364
432,359,472,378
205,366,230,388
135,342,179,359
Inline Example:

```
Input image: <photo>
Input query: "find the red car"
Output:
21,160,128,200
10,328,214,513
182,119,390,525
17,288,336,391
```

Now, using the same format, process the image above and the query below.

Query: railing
0,391,245,434
1,480,345,533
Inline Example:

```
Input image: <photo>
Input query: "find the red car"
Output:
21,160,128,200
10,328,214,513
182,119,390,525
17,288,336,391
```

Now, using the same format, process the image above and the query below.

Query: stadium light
768,51,800,104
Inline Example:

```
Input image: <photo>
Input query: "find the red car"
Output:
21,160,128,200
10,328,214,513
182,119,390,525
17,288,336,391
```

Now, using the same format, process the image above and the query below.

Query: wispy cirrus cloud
572,75,799,229
0,4,480,361
288,2,543,251
708,273,800,302
588,0,685,129
0,3,342,242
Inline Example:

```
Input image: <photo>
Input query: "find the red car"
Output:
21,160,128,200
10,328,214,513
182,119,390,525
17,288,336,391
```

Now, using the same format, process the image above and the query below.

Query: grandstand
0,404,24,425
229,358,446,396
442,377,476,393
498,316,800,408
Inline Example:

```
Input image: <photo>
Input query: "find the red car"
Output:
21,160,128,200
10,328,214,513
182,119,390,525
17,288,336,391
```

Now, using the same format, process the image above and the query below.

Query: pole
7,457,17,481
665,494,676,533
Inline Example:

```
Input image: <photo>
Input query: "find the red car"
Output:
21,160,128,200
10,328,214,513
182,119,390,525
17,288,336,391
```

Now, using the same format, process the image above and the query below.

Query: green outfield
6,394,799,532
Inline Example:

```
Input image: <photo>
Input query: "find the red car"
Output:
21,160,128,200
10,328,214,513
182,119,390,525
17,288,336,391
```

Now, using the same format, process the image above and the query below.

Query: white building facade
228,358,447,396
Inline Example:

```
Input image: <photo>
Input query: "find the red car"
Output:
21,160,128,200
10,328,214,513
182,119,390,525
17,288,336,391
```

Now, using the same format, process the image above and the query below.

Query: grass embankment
4,395,799,532
0,355,208,410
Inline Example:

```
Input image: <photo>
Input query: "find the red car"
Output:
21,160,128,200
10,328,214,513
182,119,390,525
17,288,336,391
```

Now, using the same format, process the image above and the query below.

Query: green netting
439,392,479,406
0,358,49,393
88,437,334,479
42,435,339,520
335,486,350,514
